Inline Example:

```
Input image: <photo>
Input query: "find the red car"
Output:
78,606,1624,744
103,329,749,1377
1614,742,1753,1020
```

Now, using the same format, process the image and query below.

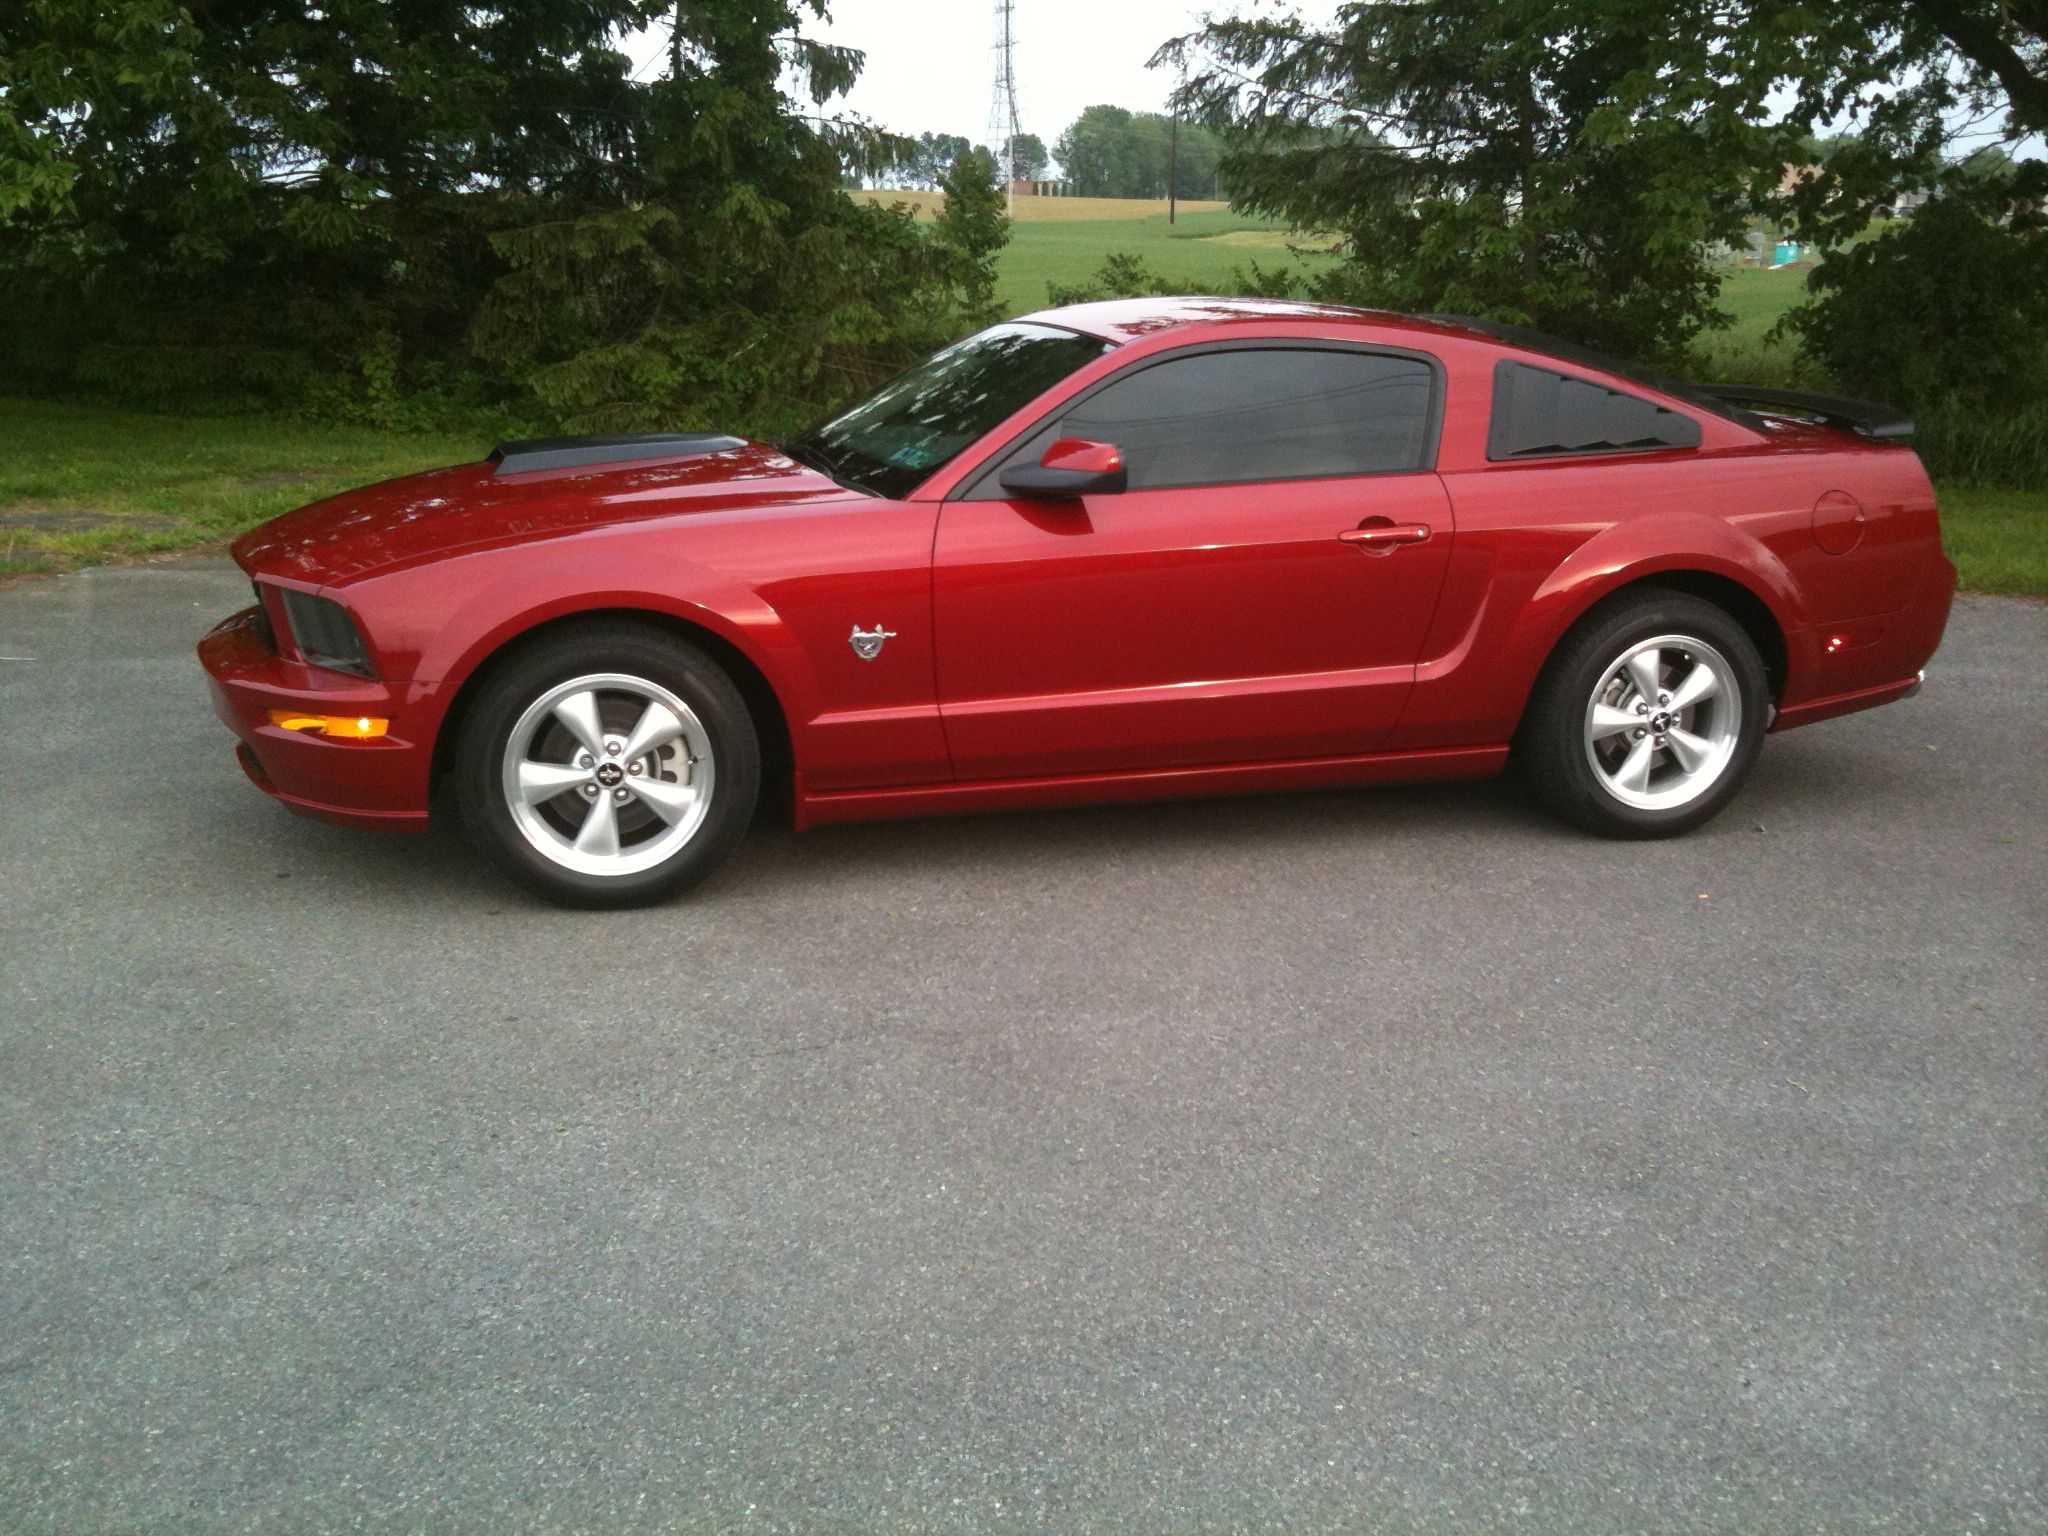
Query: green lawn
848,191,1337,315
2,395,2037,595
0,399,476,576
1689,265,1814,381
1939,487,2048,597
994,207,1335,314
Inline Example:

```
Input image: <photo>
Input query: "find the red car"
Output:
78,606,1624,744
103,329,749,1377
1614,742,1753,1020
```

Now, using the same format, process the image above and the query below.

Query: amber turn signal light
268,711,388,738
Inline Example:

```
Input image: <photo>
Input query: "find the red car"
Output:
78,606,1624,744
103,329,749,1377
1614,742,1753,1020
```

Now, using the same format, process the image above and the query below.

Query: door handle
1339,522,1431,550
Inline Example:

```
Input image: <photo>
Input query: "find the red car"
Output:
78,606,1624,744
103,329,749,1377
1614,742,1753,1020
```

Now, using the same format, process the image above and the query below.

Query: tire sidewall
456,628,760,907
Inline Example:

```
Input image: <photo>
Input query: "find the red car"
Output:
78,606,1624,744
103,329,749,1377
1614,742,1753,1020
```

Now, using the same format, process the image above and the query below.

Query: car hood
233,436,847,585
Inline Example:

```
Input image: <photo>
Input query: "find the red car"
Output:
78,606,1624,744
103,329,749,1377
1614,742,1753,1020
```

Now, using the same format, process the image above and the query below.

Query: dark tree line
0,0,1008,433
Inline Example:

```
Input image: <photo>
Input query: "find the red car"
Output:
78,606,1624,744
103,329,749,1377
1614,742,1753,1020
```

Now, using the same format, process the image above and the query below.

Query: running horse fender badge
848,623,896,661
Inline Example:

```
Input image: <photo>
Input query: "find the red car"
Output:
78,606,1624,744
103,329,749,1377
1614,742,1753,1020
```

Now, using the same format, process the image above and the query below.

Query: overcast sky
629,0,1332,148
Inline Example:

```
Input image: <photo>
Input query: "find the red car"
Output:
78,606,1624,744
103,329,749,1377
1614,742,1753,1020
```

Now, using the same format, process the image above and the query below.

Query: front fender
340,536,821,762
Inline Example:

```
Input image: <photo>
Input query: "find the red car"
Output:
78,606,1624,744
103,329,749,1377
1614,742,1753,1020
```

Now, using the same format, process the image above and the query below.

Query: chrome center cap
595,762,624,788
1649,710,1674,733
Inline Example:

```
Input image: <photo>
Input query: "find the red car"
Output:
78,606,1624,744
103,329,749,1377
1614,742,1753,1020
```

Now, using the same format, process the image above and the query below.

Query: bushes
0,0,1008,441
1784,201,2048,416
1912,403,2048,491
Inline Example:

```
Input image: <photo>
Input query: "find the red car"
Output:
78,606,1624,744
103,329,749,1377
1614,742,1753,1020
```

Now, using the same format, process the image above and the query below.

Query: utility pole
986,0,1022,216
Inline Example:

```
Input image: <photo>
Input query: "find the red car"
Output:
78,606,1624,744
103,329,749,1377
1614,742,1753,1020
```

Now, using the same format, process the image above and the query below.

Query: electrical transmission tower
986,0,1022,214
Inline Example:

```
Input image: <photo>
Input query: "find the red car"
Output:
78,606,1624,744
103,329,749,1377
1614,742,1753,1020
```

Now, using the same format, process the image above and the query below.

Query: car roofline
1018,298,1770,432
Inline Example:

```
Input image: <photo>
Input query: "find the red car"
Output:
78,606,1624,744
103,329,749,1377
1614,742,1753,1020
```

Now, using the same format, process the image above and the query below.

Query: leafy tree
1785,198,2048,413
1718,4,2044,424
1056,105,1142,196
1161,0,2044,368
894,131,973,190
3,0,1008,429
1003,131,1050,182
471,2,1008,433
935,148,1010,324
1053,105,1227,198
1725,2,2044,240
1,0,653,400
1158,3,1775,362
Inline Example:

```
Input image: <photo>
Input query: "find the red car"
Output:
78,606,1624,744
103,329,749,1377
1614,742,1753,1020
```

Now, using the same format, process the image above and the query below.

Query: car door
931,341,1455,780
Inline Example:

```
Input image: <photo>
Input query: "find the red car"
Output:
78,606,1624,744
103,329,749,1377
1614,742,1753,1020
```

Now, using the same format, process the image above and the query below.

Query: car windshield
785,321,1112,499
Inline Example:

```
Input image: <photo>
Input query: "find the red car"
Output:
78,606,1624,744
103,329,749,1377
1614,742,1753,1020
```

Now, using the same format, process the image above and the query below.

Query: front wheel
455,625,760,907
1518,590,1770,838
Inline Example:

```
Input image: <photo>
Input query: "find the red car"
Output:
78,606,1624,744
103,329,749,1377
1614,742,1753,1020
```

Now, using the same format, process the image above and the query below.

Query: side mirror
998,437,1128,498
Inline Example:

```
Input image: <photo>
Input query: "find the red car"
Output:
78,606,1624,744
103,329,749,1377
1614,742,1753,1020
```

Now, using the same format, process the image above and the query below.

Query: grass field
853,190,1337,314
1939,486,2048,596
0,401,473,575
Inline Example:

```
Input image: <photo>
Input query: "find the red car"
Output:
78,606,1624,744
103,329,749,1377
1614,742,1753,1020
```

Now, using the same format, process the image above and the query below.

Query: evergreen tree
1,0,1008,427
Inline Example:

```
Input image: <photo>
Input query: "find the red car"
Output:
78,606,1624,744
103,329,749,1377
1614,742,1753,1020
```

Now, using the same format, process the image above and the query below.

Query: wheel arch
1605,569,1788,701
1513,566,1791,741
426,606,796,813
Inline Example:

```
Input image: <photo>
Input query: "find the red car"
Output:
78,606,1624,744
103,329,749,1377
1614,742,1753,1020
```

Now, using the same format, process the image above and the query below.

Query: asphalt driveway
2,560,2043,1533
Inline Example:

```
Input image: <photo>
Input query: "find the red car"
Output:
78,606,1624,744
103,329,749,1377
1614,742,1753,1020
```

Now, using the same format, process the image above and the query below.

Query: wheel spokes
1624,649,1664,708
1613,735,1657,793
1590,702,1640,741
572,790,620,856
629,775,698,826
619,699,686,766
517,760,590,805
1664,726,1712,773
553,690,608,760
1666,661,1720,713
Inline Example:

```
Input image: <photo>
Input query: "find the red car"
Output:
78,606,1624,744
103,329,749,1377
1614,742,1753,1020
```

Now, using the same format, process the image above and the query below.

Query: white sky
628,0,1329,149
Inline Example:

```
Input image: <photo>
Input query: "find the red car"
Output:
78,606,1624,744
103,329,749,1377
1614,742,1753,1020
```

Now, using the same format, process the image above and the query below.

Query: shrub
1913,402,2048,490
1784,201,2048,418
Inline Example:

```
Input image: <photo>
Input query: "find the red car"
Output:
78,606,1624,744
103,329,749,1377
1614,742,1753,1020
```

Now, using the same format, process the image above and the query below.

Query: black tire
454,624,761,907
1517,588,1771,839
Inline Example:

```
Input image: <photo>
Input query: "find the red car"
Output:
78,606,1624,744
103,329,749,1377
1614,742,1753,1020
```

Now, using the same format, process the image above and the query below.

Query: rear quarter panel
1402,335,1949,747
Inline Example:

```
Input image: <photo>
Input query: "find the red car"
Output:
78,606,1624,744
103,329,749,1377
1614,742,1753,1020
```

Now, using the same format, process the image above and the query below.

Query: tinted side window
1487,361,1702,460
993,347,1436,493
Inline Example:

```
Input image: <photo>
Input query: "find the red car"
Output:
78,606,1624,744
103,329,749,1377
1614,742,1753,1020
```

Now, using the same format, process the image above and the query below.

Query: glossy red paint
199,298,1956,837
1039,438,1123,475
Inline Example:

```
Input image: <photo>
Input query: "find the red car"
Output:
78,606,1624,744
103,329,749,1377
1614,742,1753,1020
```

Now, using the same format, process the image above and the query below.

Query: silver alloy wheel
1582,633,1743,812
500,671,715,877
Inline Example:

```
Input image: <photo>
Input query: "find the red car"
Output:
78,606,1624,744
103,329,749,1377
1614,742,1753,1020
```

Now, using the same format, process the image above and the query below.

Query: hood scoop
487,432,747,476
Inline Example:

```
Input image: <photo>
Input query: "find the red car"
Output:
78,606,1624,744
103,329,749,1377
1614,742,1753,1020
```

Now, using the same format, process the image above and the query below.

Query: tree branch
1908,0,2048,133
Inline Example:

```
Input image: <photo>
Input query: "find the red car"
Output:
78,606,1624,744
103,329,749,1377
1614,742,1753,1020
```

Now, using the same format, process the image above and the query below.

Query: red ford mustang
199,298,1955,906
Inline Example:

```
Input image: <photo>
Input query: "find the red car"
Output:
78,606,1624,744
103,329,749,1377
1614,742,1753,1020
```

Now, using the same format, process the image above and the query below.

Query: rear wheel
1519,590,1770,838
455,625,759,906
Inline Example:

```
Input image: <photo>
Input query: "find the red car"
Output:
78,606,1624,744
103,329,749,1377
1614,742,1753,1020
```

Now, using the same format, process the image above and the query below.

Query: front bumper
198,607,432,833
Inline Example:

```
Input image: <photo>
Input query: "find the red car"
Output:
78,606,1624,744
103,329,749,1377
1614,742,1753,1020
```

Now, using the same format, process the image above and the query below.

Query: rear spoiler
1697,384,1914,441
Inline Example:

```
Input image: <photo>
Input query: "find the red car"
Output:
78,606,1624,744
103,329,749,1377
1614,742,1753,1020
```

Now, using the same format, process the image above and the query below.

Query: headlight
278,588,375,677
